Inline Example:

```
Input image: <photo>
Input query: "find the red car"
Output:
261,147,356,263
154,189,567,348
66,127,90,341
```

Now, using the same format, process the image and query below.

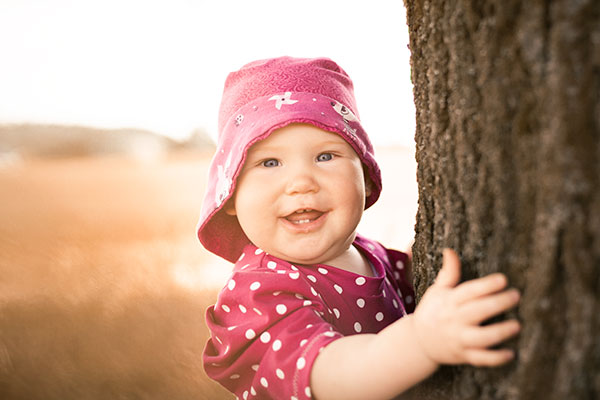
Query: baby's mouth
284,209,325,225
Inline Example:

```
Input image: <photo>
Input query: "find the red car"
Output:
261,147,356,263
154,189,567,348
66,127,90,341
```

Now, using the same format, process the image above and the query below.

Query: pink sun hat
197,56,382,263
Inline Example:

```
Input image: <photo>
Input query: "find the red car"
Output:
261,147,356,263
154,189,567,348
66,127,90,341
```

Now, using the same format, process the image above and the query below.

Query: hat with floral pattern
197,56,382,262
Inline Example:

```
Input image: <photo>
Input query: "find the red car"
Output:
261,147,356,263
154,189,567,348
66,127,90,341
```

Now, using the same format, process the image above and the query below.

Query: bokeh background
0,1,417,398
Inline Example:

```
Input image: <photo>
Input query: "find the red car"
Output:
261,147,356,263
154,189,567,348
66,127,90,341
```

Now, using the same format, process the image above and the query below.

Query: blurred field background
0,125,417,399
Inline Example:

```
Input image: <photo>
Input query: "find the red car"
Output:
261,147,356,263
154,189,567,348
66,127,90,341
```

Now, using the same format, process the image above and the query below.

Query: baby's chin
260,244,354,268
252,232,358,267
265,249,333,267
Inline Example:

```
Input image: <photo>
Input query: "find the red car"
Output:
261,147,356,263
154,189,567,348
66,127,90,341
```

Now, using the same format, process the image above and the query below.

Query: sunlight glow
171,261,233,290
0,0,415,146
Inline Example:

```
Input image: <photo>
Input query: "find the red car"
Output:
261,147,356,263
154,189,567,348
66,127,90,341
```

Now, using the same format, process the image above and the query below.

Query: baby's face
226,123,370,266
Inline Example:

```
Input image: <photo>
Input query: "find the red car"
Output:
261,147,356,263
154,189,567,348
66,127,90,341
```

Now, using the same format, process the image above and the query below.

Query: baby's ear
364,174,373,198
224,199,237,216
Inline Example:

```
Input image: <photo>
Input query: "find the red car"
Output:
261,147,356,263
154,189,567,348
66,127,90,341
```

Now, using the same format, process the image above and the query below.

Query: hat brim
197,92,382,263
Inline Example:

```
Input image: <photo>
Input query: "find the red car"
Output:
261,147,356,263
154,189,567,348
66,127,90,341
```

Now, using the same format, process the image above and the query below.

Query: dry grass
0,151,233,399
0,147,417,399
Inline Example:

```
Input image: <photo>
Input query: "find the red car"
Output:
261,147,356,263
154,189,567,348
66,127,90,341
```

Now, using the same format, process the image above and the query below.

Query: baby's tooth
293,219,311,224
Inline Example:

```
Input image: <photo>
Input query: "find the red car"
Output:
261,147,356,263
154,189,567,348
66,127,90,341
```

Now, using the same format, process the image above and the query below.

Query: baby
197,57,521,400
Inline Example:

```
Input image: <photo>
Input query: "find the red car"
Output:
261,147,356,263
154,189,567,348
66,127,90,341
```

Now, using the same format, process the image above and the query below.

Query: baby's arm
311,249,521,400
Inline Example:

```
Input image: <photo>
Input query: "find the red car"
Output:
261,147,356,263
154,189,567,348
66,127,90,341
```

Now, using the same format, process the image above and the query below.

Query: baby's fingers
461,289,520,324
454,273,508,304
434,249,462,288
463,348,516,367
461,319,521,348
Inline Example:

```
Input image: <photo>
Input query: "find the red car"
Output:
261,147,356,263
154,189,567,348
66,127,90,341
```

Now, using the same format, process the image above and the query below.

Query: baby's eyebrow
246,146,281,157
247,138,348,156
318,140,348,147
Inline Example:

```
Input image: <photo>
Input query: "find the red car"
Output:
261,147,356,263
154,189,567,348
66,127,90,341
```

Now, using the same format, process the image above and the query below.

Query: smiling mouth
284,209,325,225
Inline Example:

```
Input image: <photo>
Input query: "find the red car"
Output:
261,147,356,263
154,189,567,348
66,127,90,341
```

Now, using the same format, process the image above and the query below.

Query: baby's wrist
405,314,441,371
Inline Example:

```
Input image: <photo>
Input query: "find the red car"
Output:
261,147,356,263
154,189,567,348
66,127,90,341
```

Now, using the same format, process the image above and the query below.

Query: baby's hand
412,249,521,367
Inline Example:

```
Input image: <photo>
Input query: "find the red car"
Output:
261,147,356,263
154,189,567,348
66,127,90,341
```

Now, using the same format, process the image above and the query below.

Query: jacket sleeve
203,264,343,400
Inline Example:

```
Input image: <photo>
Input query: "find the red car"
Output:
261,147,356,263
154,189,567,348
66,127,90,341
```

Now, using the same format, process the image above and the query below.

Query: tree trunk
404,0,600,399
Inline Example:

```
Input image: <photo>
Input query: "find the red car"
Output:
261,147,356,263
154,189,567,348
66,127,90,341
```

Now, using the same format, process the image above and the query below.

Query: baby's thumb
434,248,461,288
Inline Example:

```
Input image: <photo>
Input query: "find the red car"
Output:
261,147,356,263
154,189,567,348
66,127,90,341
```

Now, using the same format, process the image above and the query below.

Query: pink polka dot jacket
203,235,415,399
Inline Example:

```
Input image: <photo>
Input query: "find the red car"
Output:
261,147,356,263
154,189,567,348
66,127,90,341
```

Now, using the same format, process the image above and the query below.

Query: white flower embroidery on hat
269,92,298,110
215,152,233,207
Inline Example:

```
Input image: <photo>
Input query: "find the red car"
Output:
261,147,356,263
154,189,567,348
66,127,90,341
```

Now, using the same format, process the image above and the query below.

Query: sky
0,0,416,146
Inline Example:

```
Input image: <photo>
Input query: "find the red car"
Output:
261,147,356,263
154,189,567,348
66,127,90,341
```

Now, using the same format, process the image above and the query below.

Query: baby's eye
316,153,333,162
261,159,280,168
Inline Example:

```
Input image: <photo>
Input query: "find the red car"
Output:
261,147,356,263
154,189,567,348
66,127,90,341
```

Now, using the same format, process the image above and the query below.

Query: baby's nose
285,169,319,195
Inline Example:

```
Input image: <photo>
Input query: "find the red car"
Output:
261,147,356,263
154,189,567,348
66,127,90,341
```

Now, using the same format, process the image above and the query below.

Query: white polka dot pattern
203,237,415,400
272,340,282,351
354,322,362,333
276,304,287,315
260,332,271,343
297,357,306,370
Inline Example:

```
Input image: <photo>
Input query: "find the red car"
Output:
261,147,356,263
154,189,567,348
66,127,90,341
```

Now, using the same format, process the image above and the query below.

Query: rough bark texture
404,0,600,399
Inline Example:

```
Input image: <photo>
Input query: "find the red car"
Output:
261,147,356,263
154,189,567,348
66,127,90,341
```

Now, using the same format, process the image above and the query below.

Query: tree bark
404,0,600,398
